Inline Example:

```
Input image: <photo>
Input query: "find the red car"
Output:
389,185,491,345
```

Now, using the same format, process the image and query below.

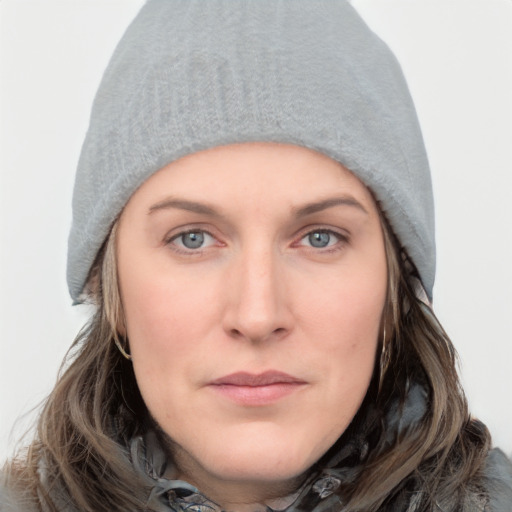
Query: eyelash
166,228,218,254
295,228,349,253
165,227,349,255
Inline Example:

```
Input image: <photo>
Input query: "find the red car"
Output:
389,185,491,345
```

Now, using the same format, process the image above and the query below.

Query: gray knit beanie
68,0,435,303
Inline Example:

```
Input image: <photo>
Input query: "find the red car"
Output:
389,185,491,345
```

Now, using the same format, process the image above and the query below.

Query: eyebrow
148,195,369,218
148,198,220,216
293,196,369,217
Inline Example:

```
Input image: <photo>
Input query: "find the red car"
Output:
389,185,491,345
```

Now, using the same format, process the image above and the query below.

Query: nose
222,246,293,344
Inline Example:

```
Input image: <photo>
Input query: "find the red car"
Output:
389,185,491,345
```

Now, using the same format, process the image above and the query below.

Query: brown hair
4,217,490,512
337,214,491,510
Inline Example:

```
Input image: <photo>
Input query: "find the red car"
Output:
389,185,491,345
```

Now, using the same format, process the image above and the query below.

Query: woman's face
117,142,387,502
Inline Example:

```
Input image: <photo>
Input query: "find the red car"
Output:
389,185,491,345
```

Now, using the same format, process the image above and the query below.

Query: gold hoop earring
379,327,391,392
114,336,132,361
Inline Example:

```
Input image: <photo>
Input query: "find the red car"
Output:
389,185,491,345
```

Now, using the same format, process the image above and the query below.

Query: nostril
229,328,243,339
227,326,289,343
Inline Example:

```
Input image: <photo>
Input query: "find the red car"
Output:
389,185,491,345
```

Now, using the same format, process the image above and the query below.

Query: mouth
208,371,307,406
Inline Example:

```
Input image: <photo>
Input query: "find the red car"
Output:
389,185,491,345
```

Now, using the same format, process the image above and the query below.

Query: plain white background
1,0,511,462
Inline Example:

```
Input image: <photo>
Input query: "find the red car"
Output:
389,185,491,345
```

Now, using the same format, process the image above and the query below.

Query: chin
173,423,337,485
214,448,310,482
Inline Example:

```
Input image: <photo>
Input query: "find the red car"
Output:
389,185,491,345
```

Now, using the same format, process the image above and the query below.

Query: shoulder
1,469,81,512
0,473,38,512
484,448,512,512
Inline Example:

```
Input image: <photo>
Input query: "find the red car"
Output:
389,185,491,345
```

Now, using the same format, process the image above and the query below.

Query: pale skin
116,142,388,511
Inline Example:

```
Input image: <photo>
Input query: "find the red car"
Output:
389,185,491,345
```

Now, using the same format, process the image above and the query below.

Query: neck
180,477,305,512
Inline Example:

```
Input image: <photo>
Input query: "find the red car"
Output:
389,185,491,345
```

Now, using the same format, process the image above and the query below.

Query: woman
2,1,511,511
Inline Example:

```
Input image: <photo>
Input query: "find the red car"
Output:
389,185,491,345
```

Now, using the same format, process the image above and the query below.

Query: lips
208,371,307,406
210,370,304,386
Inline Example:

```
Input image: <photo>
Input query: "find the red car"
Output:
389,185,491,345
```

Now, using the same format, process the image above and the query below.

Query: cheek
122,270,220,360
118,241,223,371
121,271,222,422
295,258,386,395
301,265,386,346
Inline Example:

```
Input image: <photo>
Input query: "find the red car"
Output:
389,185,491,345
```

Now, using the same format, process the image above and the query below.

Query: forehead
124,142,378,216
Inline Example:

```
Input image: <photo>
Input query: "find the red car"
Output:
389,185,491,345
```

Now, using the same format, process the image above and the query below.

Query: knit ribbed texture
68,0,435,302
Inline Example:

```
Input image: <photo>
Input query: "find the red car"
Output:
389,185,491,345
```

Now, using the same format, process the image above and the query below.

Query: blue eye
171,230,215,250
302,230,341,248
